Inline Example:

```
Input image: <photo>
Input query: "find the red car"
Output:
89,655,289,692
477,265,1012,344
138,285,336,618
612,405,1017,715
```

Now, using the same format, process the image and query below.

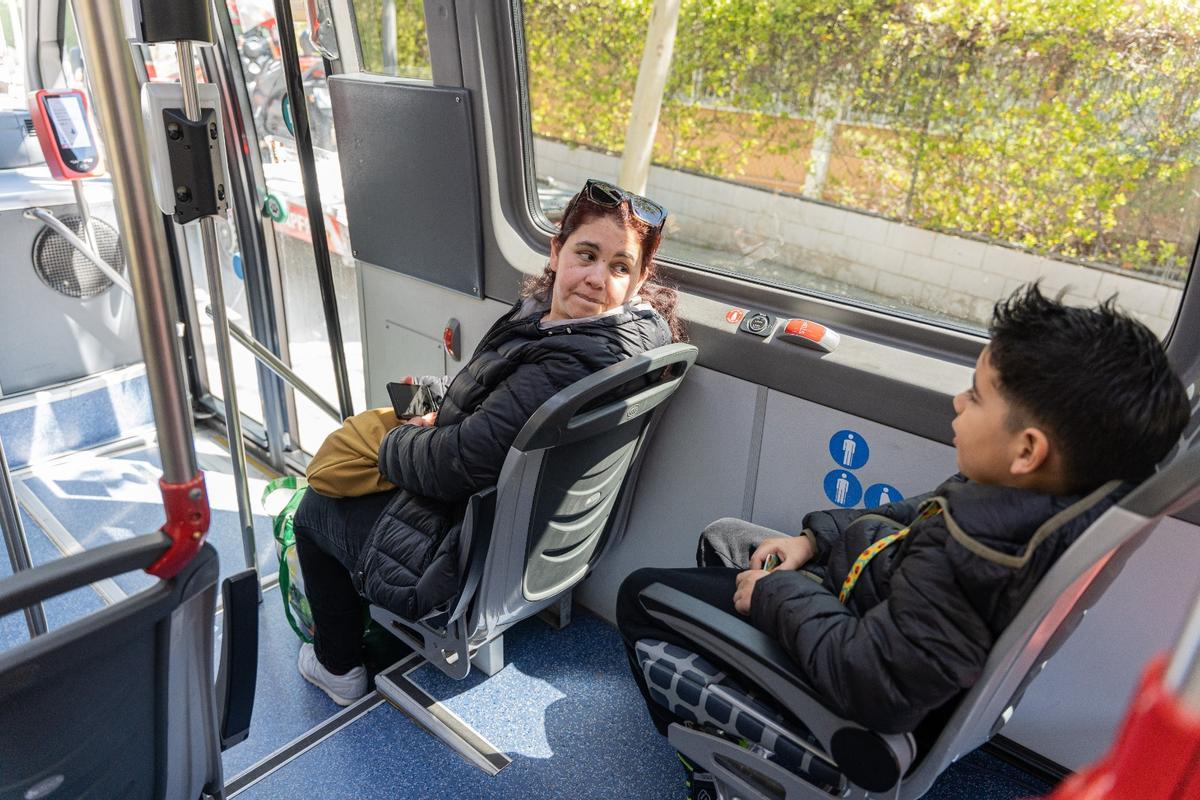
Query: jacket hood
934,478,1130,567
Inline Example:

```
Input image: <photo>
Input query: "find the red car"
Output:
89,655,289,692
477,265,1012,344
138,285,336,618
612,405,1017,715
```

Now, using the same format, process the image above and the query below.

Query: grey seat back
903,440,1200,796
0,539,229,800
371,343,697,680
468,342,698,642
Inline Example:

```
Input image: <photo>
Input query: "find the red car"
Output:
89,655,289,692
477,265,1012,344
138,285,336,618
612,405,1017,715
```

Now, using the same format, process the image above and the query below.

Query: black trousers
615,517,805,736
292,487,394,673
615,566,742,735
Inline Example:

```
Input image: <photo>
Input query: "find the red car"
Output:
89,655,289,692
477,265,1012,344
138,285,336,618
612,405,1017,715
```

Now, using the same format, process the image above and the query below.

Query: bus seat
369,343,698,682
630,439,1200,799
0,539,258,800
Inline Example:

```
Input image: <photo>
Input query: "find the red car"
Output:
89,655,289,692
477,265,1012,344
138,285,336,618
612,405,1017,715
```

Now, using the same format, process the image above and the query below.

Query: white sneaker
297,643,369,706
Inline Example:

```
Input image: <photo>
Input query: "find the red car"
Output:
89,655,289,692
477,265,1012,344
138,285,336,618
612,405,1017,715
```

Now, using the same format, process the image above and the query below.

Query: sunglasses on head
581,178,668,230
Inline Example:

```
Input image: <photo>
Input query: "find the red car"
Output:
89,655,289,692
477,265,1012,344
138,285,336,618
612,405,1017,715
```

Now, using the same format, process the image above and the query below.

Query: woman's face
545,215,647,322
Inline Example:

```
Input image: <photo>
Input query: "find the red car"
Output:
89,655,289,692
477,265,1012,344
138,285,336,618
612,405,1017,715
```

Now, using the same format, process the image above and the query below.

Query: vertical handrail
175,41,258,574
0,436,47,638
271,0,354,421
203,6,293,469
72,0,198,485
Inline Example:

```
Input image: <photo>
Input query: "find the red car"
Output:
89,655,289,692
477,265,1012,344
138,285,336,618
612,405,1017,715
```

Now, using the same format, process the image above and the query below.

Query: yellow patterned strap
839,504,942,604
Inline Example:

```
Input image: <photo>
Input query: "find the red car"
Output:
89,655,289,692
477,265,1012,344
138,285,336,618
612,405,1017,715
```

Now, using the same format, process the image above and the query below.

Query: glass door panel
228,0,363,453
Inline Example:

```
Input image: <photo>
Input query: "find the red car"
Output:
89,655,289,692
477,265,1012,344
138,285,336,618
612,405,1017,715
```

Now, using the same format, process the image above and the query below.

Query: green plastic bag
261,478,412,667
262,476,315,643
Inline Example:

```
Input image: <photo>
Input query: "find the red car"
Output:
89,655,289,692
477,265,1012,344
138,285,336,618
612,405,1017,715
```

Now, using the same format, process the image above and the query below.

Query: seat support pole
470,635,504,677
537,592,573,631
374,657,512,776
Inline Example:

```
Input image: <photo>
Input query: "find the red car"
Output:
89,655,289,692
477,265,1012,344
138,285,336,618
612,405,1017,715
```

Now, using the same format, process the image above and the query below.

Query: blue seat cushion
634,639,843,789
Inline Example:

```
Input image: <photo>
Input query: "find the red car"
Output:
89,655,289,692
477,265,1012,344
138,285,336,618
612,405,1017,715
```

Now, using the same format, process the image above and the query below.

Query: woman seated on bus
291,179,682,706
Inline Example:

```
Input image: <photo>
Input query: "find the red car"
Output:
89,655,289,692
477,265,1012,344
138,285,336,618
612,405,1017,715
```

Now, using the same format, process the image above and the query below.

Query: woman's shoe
297,643,369,706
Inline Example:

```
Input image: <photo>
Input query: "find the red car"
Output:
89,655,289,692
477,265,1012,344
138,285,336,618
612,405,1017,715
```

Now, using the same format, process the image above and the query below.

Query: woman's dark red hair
523,187,685,342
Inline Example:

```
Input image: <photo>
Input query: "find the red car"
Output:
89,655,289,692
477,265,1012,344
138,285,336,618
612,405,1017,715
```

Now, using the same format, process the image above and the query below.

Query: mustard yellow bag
305,407,403,497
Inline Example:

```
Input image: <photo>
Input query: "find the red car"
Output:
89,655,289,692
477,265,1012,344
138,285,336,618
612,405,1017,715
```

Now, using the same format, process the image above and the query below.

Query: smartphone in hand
386,382,423,419
763,553,782,572
387,381,442,420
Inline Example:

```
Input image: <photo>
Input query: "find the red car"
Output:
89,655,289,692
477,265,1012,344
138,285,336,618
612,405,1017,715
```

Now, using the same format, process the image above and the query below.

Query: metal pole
176,40,258,574
0,436,47,638
71,0,197,485
1164,587,1200,712
271,0,354,421
71,179,100,254
202,13,292,469
212,308,341,423
382,0,397,74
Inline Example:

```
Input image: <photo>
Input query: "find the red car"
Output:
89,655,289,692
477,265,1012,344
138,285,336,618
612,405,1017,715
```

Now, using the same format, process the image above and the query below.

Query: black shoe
689,772,718,800
678,752,719,800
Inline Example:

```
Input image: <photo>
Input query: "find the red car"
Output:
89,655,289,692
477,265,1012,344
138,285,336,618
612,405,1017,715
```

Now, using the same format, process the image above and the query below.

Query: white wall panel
752,389,956,535
577,366,760,622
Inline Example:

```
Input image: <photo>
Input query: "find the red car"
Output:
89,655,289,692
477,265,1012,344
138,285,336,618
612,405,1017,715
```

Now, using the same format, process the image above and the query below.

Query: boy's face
951,346,1026,485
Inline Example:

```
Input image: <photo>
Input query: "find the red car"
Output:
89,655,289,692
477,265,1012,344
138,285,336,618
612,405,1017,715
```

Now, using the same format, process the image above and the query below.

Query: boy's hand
750,535,813,572
734,569,770,615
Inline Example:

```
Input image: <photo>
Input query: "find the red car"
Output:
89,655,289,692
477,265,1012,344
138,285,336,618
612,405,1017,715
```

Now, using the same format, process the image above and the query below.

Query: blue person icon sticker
828,430,869,470
864,483,903,508
823,470,863,508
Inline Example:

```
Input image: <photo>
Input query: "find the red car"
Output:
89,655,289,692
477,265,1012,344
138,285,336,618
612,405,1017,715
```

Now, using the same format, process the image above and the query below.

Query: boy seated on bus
617,283,1190,752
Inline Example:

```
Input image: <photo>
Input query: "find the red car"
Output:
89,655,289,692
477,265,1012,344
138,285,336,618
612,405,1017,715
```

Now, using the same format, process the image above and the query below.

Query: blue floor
234,610,1053,799
0,370,153,470
221,584,360,780
238,611,684,800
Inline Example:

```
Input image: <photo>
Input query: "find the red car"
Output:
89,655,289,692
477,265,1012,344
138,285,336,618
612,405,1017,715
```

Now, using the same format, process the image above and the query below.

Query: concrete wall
536,139,1183,336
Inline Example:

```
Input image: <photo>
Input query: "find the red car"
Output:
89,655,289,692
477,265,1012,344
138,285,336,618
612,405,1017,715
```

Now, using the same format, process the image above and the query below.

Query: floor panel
221,584,355,780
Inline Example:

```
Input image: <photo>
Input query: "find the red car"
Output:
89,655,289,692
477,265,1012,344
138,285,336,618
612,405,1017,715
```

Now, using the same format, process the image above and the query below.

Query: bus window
523,1,1198,339
0,1,22,109
349,0,432,80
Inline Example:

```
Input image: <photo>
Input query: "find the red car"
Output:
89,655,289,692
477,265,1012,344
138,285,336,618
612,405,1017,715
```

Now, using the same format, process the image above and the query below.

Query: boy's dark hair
988,283,1190,492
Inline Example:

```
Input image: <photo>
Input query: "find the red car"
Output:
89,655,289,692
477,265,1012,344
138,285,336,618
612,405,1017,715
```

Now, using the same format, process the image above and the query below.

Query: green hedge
358,1,1200,280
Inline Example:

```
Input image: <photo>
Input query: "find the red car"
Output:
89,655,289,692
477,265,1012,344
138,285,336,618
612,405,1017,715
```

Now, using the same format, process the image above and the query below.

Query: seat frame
370,342,698,680
0,538,258,800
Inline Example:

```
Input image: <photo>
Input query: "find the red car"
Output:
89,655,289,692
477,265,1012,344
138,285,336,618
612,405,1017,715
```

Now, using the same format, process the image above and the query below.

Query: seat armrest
639,582,916,792
445,486,497,625
0,533,171,616
216,568,259,750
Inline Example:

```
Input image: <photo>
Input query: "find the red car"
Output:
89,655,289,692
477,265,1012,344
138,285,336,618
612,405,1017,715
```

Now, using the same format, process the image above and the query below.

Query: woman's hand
750,535,814,572
404,411,438,427
734,569,769,615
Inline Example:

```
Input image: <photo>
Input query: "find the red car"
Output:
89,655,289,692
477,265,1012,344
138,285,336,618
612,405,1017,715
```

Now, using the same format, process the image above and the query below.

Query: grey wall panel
577,366,760,623
1003,514,1200,769
0,198,141,396
329,74,483,297
359,263,509,409
752,390,957,535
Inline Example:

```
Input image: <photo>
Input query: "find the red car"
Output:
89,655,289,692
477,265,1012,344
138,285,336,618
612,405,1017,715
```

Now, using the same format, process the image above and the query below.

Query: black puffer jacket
355,298,672,620
751,474,1127,733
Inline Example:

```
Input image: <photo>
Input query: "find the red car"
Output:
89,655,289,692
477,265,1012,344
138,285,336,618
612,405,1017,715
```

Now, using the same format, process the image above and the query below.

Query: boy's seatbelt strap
839,503,941,604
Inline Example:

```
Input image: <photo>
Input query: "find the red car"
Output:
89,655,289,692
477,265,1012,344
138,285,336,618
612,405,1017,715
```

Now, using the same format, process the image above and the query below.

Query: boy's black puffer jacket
750,474,1128,734
355,299,672,620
